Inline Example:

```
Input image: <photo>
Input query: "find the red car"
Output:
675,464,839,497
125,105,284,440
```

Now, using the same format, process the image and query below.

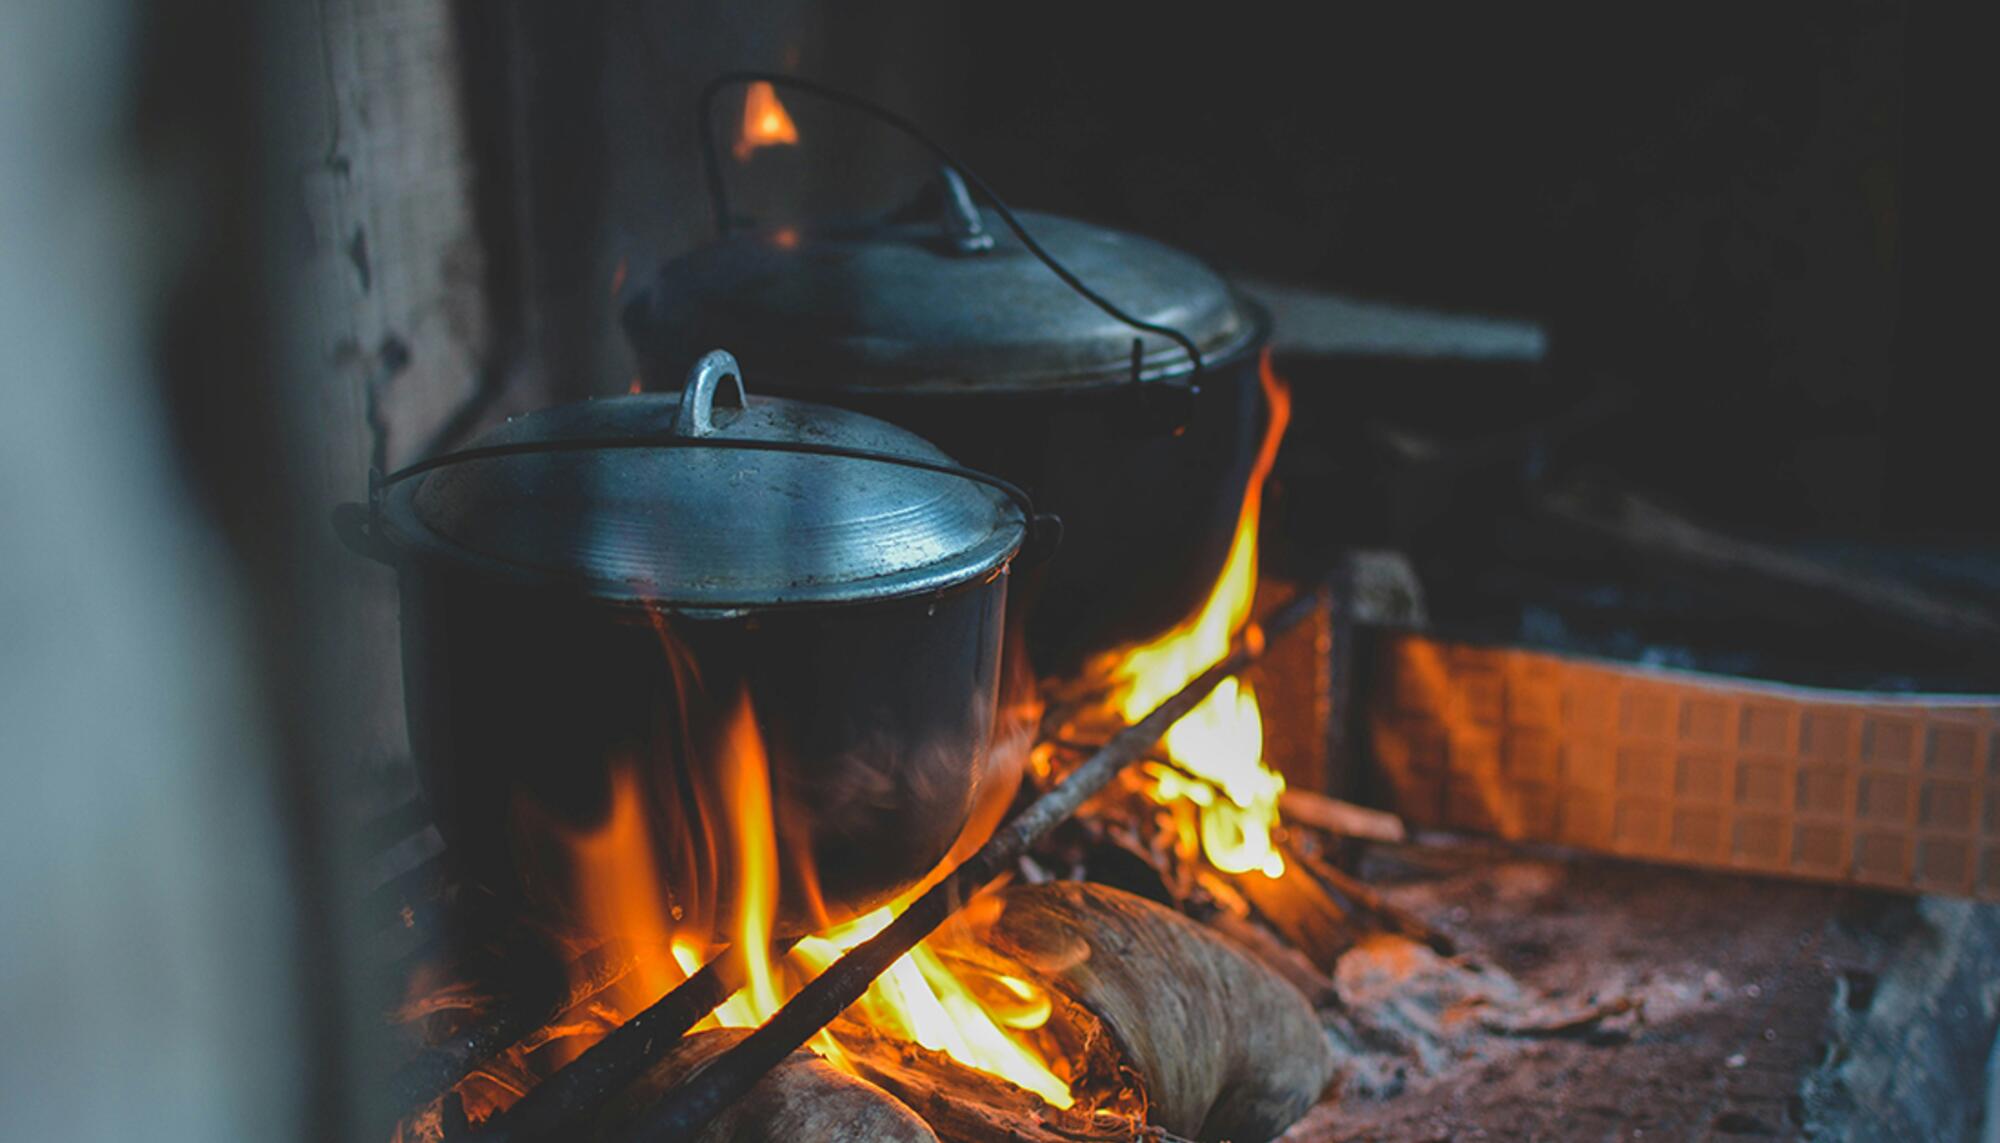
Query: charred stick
1225,857,1357,967
1287,841,1456,956
615,590,1321,1143
469,938,795,1143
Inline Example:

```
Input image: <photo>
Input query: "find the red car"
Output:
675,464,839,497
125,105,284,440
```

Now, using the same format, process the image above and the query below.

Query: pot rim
372,354,1033,610
381,528,1018,618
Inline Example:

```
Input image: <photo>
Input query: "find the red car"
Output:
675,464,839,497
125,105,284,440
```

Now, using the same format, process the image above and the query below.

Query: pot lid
377,351,1027,608
623,177,1261,393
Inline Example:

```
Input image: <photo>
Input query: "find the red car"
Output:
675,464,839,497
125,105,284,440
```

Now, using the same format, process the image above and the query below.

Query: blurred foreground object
1,3,325,1139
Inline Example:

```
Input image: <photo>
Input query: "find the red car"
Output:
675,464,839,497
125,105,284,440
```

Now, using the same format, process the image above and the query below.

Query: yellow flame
987,974,1056,1030
792,910,1073,1108
719,700,784,1021
1104,353,1292,878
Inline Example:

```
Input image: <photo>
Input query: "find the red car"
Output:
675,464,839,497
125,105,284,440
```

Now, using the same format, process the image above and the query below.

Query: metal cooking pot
342,351,1040,932
623,93,1270,676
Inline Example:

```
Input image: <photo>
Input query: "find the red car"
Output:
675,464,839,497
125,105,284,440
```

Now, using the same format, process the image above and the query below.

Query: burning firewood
830,1015,1150,1143
1221,859,1360,968
945,882,1337,1143
572,596,1328,1143
593,1029,938,1143
1287,843,1455,957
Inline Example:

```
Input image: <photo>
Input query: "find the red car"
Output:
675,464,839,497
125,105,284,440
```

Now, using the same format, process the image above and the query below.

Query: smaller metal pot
344,352,1043,931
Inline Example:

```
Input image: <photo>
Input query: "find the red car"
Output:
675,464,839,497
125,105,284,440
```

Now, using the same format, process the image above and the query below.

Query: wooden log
1197,907,1336,1005
948,882,1337,1143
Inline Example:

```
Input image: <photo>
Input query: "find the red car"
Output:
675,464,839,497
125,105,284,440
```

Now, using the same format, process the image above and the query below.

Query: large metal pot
623,173,1270,677
347,351,1034,932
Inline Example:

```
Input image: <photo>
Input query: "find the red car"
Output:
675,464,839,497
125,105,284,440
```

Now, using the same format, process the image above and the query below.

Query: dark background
477,0,1988,540
948,0,1963,539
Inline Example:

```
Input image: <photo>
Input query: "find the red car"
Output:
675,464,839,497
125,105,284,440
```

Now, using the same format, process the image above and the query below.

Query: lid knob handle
938,166,994,256
673,349,748,438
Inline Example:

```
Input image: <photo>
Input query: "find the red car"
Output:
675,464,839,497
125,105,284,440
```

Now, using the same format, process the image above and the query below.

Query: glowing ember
733,81,799,160
1098,352,1293,878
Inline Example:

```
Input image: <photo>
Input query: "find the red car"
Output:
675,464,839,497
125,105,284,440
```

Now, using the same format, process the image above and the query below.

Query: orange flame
413,757,707,1131
733,81,799,161
566,765,682,1010
718,699,784,1024
1099,352,1293,877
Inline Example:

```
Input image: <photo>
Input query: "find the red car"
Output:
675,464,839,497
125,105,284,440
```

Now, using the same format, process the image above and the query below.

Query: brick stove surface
1366,634,2000,900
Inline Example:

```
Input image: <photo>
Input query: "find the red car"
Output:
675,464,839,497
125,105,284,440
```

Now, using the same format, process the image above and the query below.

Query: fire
733,81,799,160
566,765,682,1010
790,910,1072,1107
407,691,1070,1136
690,698,1070,1106
393,361,1290,1139
716,700,785,1025
1100,352,1293,878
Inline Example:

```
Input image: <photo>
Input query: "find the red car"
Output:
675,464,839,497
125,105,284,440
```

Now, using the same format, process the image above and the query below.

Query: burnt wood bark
1289,843,1455,957
1228,858,1361,968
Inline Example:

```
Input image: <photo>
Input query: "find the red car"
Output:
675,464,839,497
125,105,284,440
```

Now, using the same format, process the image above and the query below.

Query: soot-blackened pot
346,351,1038,932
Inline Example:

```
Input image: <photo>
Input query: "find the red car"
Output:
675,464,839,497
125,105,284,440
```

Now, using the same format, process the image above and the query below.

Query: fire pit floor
1283,841,2000,1141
